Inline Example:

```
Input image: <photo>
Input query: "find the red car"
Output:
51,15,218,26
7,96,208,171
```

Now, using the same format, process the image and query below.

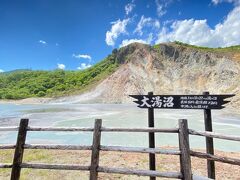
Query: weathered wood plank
0,144,15,149
27,127,94,131
190,151,240,166
24,144,92,150
101,127,179,133
28,126,179,133
203,91,215,179
148,92,156,180
179,119,192,180
89,119,102,180
11,119,29,180
189,129,240,142
0,127,18,131
0,164,12,168
100,145,181,155
97,166,182,179
1,126,179,135
21,163,90,171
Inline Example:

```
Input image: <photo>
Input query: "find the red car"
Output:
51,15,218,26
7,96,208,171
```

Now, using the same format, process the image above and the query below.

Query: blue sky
0,0,239,72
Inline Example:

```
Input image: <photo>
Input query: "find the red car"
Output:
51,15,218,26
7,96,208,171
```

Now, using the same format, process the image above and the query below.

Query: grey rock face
64,43,240,108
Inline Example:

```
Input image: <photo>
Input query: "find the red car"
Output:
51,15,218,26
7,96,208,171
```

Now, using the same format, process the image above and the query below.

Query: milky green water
0,103,239,152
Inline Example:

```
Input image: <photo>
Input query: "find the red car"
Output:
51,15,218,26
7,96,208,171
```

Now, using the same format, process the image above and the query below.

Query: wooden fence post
90,119,102,180
203,91,215,179
11,119,29,180
178,119,192,180
148,92,156,180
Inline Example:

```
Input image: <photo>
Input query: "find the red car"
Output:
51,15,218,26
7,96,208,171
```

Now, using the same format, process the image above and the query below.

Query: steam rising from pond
0,103,239,152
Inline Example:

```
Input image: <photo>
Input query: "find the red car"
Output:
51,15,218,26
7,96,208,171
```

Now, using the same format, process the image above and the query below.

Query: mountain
0,58,119,99
1,42,240,108
2,69,32,74
56,42,240,108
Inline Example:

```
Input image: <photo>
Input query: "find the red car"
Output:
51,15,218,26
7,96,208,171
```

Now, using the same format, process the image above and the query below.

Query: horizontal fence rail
0,164,12,168
190,150,240,166
21,163,90,171
24,144,92,151
0,118,239,180
27,127,179,133
189,129,240,142
97,166,183,179
0,127,19,131
101,127,179,133
0,145,15,149
100,145,181,155
27,127,94,132
2,126,239,141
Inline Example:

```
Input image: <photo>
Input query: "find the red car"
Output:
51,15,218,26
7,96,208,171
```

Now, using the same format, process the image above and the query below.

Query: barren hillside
55,42,240,108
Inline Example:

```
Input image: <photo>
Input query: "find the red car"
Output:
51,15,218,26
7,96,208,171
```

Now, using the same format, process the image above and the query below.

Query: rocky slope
55,42,240,108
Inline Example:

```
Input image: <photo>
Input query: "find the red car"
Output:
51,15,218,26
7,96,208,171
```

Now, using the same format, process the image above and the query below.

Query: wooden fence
0,118,240,180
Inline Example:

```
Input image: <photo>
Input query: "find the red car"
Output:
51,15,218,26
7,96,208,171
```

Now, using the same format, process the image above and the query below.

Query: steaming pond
0,103,240,152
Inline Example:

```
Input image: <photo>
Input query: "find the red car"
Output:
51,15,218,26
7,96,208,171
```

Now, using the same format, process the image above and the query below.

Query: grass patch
153,41,240,53
174,41,240,53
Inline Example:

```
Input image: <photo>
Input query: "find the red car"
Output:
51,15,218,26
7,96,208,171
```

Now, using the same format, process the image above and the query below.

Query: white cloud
77,63,92,70
120,39,147,47
212,0,220,4
155,27,169,44
212,0,240,5
72,54,92,60
39,40,47,44
0,69,4,73
134,15,160,36
147,33,154,44
120,32,154,48
155,6,240,47
125,1,135,15
154,20,160,29
156,0,166,17
155,0,173,17
105,18,130,46
155,0,172,17
57,63,65,70
135,16,151,35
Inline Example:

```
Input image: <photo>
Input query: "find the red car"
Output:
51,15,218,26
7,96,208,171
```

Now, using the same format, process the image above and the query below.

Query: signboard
129,94,235,109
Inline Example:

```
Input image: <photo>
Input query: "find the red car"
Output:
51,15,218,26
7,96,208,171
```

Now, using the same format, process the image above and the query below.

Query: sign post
130,94,234,109
203,91,215,179
130,93,234,179
148,92,156,180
